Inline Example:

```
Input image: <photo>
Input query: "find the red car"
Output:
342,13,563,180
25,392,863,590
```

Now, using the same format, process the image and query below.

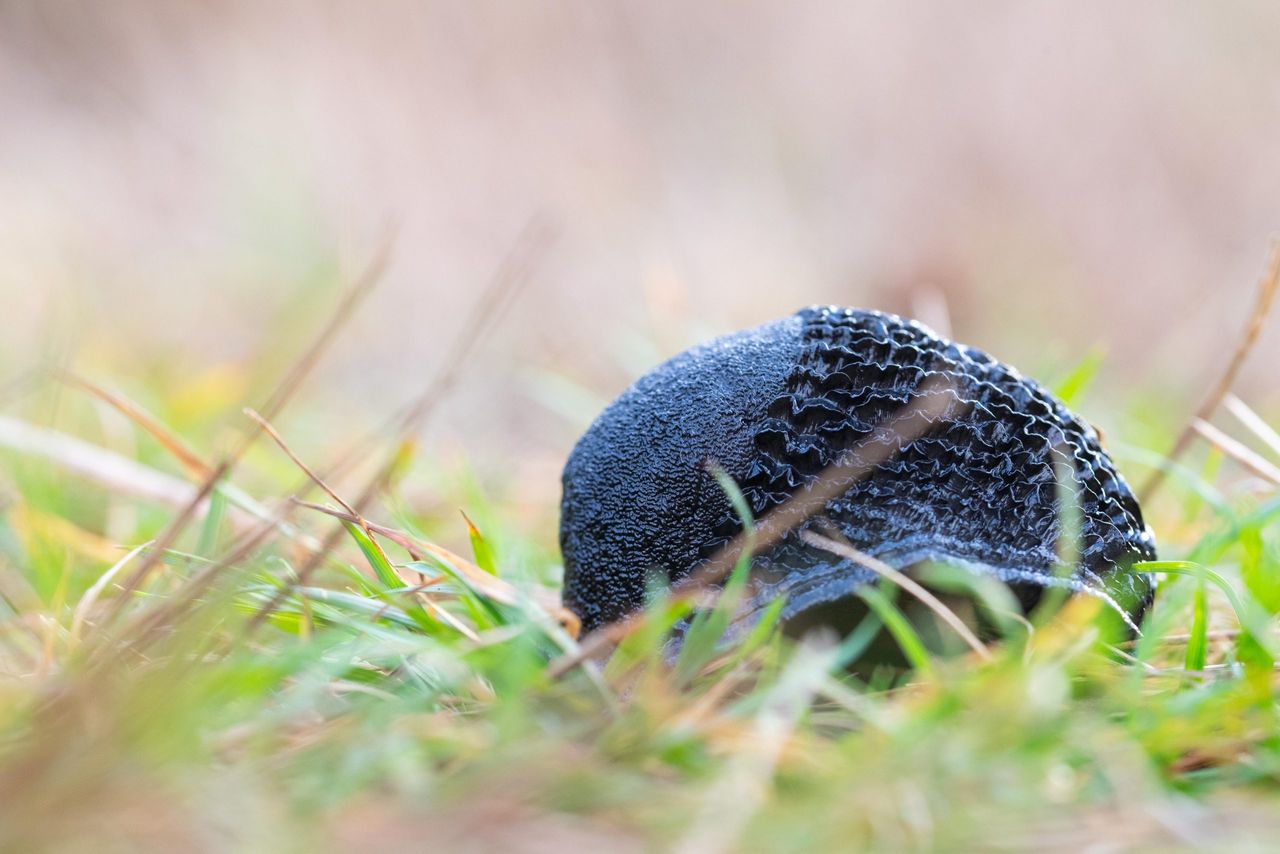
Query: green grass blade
857,583,933,678
342,522,440,633
195,485,227,560
460,510,498,574
343,521,401,590
1184,578,1208,673
674,465,759,683
1140,560,1280,661
1053,346,1105,406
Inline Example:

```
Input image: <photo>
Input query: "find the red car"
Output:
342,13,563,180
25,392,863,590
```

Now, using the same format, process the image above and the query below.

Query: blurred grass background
2,3,1280,851
4,2,1280,451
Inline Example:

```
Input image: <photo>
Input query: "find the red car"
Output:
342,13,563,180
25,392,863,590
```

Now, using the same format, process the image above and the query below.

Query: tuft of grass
2,275,1280,849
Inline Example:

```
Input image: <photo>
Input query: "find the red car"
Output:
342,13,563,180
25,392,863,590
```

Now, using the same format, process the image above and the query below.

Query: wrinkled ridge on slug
560,306,1156,635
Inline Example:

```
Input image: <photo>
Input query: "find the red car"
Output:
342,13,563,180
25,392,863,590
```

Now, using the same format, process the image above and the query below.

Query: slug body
560,307,1156,635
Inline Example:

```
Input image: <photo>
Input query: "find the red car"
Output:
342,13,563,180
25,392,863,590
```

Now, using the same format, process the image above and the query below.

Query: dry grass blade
388,215,556,439
0,368,42,410
424,599,482,642
545,610,654,677
1191,419,1280,487
70,540,154,645
548,374,963,678
798,529,991,660
253,231,395,425
0,414,201,509
1115,629,1241,649
310,214,558,491
689,373,963,592
1141,240,1280,501
292,499,425,560
244,409,358,518
1224,394,1280,462
54,371,213,479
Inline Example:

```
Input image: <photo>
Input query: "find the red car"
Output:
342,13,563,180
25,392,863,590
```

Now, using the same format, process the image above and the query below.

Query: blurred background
2,1,1278,525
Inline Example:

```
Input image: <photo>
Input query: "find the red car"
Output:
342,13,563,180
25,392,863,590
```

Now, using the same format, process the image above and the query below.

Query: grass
1,288,1279,851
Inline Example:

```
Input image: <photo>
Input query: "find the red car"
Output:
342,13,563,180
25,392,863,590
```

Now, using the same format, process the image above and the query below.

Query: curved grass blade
857,582,933,678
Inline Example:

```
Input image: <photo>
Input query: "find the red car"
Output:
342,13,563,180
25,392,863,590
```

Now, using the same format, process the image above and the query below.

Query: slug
559,306,1156,638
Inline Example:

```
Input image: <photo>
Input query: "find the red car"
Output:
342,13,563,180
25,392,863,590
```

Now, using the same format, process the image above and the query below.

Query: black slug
559,306,1156,638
